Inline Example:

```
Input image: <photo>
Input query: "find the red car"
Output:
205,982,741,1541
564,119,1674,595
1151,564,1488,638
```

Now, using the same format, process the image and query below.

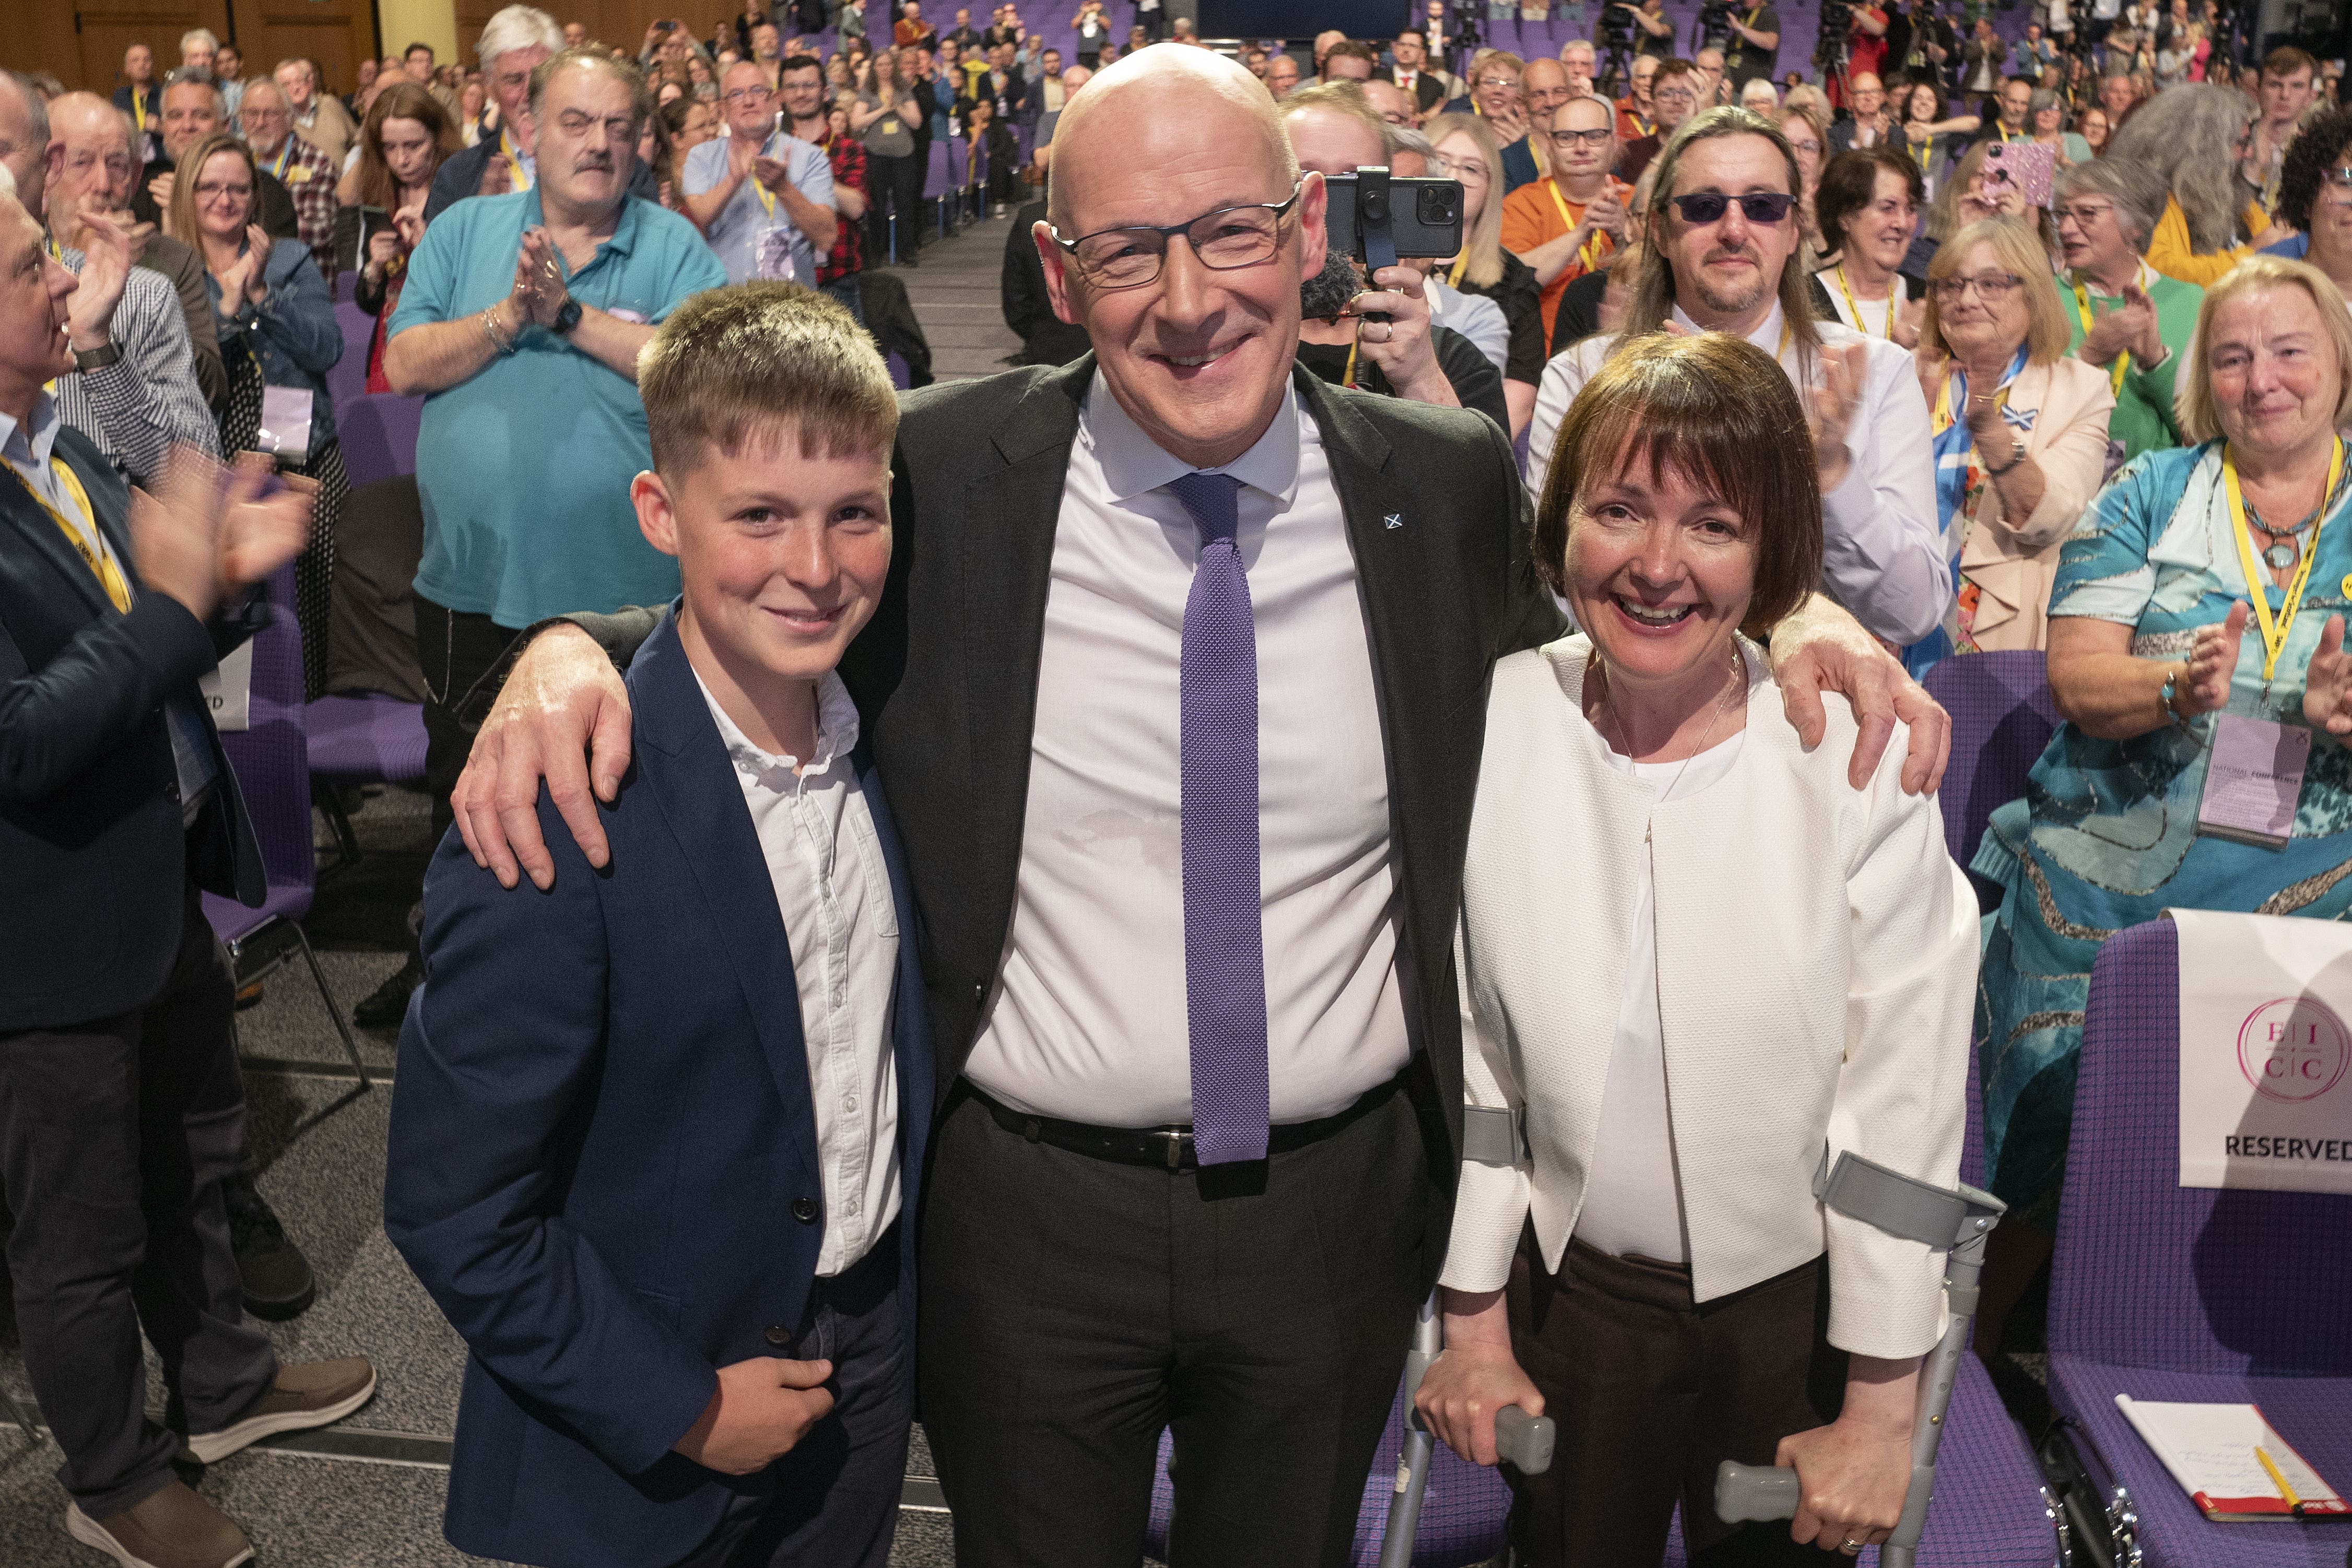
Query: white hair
181,28,219,54
476,4,565,66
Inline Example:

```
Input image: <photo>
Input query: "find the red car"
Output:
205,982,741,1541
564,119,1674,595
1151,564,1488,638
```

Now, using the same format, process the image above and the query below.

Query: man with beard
1528,107,1948,650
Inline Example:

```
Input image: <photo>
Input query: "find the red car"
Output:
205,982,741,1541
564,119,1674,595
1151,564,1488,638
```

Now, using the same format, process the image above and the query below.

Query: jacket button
792,1197,818,1223
764,1324,791,1347
972,982,984,1000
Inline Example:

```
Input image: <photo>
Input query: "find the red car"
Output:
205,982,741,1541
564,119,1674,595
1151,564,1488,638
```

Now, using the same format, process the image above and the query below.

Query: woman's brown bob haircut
639,281,901,476
1533,332,1822,639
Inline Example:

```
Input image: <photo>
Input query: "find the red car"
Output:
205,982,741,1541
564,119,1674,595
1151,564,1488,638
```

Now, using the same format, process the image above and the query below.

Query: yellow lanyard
1446,249,1471,288
267,142,293,181
132,92,148,132
502,128,533,191
2070,263,2153,398
1833,265,1895,337
11,458,131,612
1342,334,1360,390
1930,362,2009,440
1546,179,1612,274
2224,438,2345,687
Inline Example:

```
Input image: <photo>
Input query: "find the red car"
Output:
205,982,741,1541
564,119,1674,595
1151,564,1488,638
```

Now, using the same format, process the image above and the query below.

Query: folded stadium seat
1920,652,2061,913
330,293,373,408
2043,918,2352,1568
201,566,371,1084
336,393,425,489
1144,1384,1515,1567
927,139,952,243
306,692,428,870
333,267,357,305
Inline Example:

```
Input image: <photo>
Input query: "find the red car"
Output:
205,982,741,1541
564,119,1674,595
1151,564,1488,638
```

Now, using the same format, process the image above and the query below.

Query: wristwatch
551,297,583,336
72,340,122,371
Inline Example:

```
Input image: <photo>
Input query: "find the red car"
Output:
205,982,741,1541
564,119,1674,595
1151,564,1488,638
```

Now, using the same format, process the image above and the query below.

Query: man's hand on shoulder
1767,594,1949,795
452,622,635,891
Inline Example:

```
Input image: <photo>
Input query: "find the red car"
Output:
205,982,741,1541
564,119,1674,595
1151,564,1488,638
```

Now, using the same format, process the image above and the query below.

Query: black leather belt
965,1075,1403,1171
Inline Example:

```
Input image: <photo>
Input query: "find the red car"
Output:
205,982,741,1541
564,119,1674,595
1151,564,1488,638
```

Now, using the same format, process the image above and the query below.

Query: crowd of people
4,3,2351,1567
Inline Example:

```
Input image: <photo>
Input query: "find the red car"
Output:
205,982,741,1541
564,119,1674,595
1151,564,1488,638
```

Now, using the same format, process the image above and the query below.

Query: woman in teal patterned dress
1971,256,2352,1351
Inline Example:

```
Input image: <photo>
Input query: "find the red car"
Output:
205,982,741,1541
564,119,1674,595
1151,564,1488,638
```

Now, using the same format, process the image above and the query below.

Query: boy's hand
674,1357,836,1476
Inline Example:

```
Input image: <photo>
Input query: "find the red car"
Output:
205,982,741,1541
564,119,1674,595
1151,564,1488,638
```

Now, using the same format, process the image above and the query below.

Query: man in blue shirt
378,45,724,1018
684,57,837,286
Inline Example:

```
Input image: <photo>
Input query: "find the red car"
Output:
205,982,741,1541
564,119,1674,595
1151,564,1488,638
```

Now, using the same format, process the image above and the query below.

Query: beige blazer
1955,355,2117,653
1441,639,1978,1360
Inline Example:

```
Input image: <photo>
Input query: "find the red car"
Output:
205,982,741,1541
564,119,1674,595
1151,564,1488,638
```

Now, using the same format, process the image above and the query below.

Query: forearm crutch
1715,1150,2006,1568
1379,1102,1558,1568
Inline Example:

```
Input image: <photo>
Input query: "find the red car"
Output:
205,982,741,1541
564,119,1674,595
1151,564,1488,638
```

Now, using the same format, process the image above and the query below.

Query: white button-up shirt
960,376,1414,1128
1528,302,1952,647
697,668,901,1276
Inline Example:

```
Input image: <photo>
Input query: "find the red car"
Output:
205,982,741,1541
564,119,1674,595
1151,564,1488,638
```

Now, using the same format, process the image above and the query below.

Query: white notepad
2114,1397,2348,1522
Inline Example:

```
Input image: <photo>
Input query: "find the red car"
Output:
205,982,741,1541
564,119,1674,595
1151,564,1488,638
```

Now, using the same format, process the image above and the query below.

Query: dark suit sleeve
0,593,219,803
1479,408,1568,655
425,143,486,224
546,607,667,670
385,815,720,1478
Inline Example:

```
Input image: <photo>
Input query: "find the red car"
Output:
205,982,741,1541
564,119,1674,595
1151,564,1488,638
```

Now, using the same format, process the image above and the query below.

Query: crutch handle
1715,1461,1802,1523
1494,1406,1556,1475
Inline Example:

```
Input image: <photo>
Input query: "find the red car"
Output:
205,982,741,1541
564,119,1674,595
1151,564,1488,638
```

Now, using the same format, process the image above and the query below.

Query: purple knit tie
1167,470,1268,1166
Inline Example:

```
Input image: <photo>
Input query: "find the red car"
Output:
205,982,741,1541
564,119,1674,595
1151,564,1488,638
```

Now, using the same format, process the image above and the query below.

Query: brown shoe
65,1480,253,1568
183,1355,377,1464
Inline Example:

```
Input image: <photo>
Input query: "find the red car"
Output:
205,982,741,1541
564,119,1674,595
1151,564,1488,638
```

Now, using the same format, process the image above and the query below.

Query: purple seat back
886,351,912,391
946,137,969,193
2050,918,2352,1377
330,298,374,407
1920,651,2060,876
203,565,314,942
305,693,429,785
338,393,425,489
333,268,358,304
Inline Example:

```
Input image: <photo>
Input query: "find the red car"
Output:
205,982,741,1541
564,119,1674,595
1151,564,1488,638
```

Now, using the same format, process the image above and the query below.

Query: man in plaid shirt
239,79,340,285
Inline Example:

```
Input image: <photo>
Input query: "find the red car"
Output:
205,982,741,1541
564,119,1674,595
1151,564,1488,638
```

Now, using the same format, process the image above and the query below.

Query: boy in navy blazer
385,282,931,1568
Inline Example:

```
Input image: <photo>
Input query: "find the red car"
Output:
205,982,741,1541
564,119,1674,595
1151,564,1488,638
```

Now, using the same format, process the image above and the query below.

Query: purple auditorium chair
1920,652,2061,911
307,693,428,869
333,268,357,305
337,393,425,489
2043,918,2352,1568
201,566,371,1087
330,295,373,408
1145,1384,1515,1567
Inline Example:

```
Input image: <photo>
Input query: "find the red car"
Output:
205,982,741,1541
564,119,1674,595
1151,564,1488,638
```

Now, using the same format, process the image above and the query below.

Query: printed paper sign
2172,909,2352,1193
198,641,253,732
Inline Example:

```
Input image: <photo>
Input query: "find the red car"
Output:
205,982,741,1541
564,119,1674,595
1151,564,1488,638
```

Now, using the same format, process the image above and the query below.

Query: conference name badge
285,164,311,183
881,117,900,134
2195,713,2308,850
755,228,798,284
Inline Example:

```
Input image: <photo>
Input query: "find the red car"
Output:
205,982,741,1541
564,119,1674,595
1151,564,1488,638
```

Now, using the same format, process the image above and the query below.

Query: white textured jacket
1441,637,1978,1360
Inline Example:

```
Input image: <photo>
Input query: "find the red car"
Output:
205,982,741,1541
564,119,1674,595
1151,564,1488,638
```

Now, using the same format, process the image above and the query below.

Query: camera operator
1615,0,1676,60
1722,2,1781,92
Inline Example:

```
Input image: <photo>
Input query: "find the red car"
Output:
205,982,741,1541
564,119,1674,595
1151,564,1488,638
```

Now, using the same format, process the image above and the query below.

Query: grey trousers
0,881,278,1517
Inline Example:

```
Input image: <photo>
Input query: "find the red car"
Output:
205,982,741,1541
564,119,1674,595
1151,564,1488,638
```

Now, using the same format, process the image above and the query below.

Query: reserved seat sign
2170,909,2352,1194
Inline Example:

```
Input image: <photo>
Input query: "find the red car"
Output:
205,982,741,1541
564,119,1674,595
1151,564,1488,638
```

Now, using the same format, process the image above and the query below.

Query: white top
1444,637,1977,1358
1812,265,1903,340
1529,303,1950,647
961,376,1412,1126
697,667,902,1276
1575,727,1747,1264
1426,277,1512,383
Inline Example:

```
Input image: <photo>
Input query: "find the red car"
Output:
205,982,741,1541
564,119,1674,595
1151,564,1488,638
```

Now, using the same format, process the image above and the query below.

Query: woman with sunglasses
1904,218,2114,673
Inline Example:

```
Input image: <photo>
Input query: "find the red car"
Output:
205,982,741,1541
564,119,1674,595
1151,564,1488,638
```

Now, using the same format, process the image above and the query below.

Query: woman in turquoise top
1971,256,2352,1352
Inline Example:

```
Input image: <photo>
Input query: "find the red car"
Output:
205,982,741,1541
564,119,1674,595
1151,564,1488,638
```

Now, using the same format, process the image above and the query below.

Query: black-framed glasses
1932,271,2023,301
1548,126,1614,147
1667,190,1795,225
1049,180,1304,290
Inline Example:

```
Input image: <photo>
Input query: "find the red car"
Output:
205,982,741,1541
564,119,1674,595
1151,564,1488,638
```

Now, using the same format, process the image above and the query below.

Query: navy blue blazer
0,423,266,1033
383,607,934,1568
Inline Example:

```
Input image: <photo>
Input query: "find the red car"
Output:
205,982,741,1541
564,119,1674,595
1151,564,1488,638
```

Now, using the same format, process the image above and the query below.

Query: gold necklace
1596,643,1747,815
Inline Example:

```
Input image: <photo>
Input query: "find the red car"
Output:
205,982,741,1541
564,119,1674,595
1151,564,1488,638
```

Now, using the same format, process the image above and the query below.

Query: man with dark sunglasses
1530,106,1950,652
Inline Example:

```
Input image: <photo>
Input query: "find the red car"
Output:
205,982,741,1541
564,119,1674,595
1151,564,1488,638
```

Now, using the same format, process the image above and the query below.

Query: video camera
1595,1,1636,49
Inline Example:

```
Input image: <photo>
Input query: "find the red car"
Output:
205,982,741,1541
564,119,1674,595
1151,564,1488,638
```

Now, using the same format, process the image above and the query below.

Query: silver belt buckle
1153,1128,1189,1171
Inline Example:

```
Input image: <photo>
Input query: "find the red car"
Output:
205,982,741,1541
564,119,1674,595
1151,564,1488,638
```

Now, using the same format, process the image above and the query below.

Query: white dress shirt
1527,302,1951,647
697,668,901,1276
961,376,1413,1127
1426,278,1511,383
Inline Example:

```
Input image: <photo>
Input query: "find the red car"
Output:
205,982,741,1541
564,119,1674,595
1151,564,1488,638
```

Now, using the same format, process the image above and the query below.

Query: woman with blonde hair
1430,111,1546,438
1905,217,2115,671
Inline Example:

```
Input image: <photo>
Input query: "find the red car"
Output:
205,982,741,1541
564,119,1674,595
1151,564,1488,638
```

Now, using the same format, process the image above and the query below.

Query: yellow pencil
2256,1445,2302,1512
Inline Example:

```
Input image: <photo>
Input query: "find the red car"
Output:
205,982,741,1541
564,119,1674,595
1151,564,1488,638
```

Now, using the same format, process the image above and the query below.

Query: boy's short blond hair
639,282,900,477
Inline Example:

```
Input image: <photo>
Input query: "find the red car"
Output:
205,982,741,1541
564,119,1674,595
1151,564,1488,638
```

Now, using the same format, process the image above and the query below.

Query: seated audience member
1321,40,1378,86
375,45,726,1020
2244,46,2320,220
1283,85,1509,431
2028,88,2093,167
386,282,928,1568
278,57,359,171
1389,29,1448,117
1827,71,1890,153
170,132,348,699
1616,55,1659,144
1429,113,1547,437
2054,158,2202,465
2108,82,2270,285
685,60,836,286
1971,257,2352,1353
1546,168,1657,353
1905,218,2114,672
350,85,457,393
1464,52,1539,191
1811,147,1926,343
1737,77,1779,115
133,71,299,241
1416,331,1973,1568
1617,58,1701,187
1532,109,1949,650
1776,100,1829,257
2271,109,2352,301
238,78,338,284
2077,104,2111,159
43,89,227,410
0,75,217,484
1264,52,1301,99
0,186,374,1568
1501,95,1631,352
1514,58,1572,175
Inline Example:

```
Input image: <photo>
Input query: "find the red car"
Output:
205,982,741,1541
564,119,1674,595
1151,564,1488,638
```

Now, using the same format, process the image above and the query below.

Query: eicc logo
2237,997,2352,1105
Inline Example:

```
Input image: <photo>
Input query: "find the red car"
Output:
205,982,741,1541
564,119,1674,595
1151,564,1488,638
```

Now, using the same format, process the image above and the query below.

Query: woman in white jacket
1415,332,1979,1565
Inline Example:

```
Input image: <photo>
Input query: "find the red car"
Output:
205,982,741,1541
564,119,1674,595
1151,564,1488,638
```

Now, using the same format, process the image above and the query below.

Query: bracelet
1982,441,2025,478
479,304,515,357
2159,663,2193,729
